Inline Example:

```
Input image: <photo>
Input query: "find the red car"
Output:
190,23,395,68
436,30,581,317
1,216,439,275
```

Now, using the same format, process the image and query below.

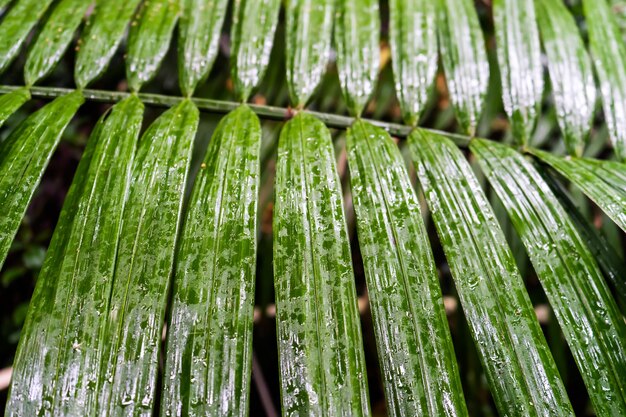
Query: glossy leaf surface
535,0,595,157
388,0,437,126
231,0,281,101
178,0,229,96
126,0,180,92
583,0,626,161
6,96,143,416
346,120,468,416
437,0,489,136
98,100,198,415
530,149,626,233
163,105,261,417
409,130,573,417
0,91,83,269
472,139,626,416
334,0,380,116
273,112,369,415
0,0,55,75
24,0,93,85
285,0,334,107
493,0,543,144
75,0,142,88
0,88,30,128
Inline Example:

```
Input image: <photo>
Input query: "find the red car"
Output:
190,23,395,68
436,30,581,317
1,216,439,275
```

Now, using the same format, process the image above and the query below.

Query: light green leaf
126,0,180,92
6,95,143,416
98,100,198,415
24,0,93,85
0,0,55,75
535,0,595,157
409,130,574,417
388,0,437,126
162,105,261,416
0,88,30,128
0,91,84,269
285,0,334,107
531,149,626,233
437,0,489,136
346,120,468,416
493,0,543,144
75,0,142,88
472,138,626,416
334,0,380,116
273,112,369,415
231,0,280,101
178,0,229,96
583,0,626,161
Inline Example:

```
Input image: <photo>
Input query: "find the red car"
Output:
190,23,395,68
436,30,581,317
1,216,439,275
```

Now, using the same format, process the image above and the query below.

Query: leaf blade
273,112,370,415
409,130,574,417
472,139,626,416
0,91,84,269
346,120,468,416
0,88,30,128
162,105,261,416
6,95,143,416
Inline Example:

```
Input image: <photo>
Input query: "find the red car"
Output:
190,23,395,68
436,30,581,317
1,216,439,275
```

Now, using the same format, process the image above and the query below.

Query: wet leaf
0,88,30,128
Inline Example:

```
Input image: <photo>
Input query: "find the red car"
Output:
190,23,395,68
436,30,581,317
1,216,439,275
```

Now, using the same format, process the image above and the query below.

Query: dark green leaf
334,0,380,116
388,0,437,126
0,91,83,269
0,0,55,75
98,100,198,415
0,88,30,128
437,0,489,136
24,0,93,85
273,112,369,415
472,138,626,416
178,0,229,96
346,120,468,416
6,95,143,416
162,105,261,416
231,0,281,101
531,149,626,233
493,0,543,144
583,0,626,161
535,0,595,157
409,130,574,417
285,0,334,107
126,0,180,92
75,0,142,88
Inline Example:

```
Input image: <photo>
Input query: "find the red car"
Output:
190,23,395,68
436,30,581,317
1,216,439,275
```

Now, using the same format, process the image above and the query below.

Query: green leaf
0,0,55,75
388,0,437,126
437,0,489,136
285,0,334,107
583,0,626,161
493,0,543,144
530,149,626,233
24,0,93,85
178,0,229,96
0,88,30,128
346,120,468,416
334,0,380,116
535,0,595,157
409,130,574,417
471,138,626,416
231,0,281,101
162,105,260,416
0,91,83,269
75,0,142,88
6,95,143,416
126,0,180,92
541,171,626,313
273,112,369,415
98,100,198,415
